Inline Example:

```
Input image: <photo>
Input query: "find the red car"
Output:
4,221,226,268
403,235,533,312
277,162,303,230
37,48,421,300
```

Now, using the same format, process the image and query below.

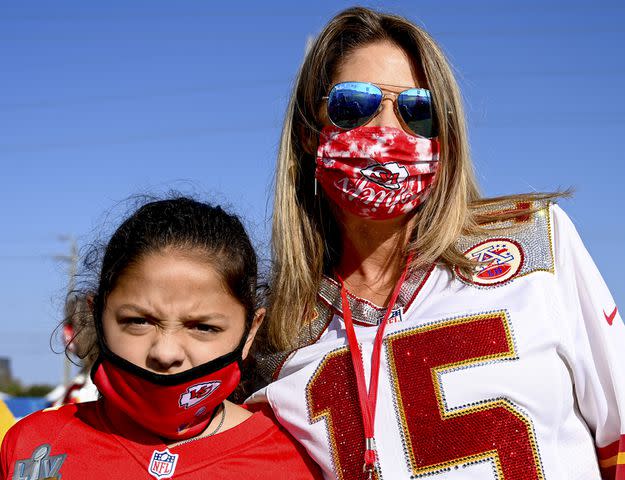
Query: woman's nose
146,332,185,373
367,95,403,129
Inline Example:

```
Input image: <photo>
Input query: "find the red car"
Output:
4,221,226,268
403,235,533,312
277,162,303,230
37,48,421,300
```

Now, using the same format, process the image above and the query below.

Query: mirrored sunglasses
324,81,438,138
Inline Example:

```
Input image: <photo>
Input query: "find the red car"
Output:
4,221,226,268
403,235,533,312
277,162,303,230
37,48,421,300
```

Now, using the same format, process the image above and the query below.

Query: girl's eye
192,323,221,334
120,317,151,329
128,317,148,325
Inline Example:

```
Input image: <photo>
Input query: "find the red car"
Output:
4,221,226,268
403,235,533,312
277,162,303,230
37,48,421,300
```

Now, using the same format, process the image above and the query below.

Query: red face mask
91,333,244,441
315,126,439,220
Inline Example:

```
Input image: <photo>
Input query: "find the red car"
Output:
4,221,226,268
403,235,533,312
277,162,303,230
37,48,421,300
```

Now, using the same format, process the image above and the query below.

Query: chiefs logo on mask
179,381,221,409
360,162,409,190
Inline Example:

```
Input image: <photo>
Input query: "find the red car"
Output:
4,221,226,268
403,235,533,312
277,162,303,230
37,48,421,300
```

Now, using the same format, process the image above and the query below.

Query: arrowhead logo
604,307,618,326
360,162,408,190
179,381,221,409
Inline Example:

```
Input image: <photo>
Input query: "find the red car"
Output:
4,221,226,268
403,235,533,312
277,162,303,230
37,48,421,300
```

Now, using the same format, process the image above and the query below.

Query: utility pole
54,236,78,387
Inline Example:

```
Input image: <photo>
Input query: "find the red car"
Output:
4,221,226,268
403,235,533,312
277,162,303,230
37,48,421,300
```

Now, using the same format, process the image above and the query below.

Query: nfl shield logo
149,448,179,479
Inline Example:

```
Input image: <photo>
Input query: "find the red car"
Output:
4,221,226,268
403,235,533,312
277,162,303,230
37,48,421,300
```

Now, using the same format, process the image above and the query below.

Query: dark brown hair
66,197,259,364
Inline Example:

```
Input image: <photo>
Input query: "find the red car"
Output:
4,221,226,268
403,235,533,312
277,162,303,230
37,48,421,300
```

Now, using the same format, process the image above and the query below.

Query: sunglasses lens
327,82,382,129
398,89,437,138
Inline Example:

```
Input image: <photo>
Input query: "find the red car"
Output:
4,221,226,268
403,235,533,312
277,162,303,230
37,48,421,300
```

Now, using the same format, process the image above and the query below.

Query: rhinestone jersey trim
318,264,435,327
455,200,554,288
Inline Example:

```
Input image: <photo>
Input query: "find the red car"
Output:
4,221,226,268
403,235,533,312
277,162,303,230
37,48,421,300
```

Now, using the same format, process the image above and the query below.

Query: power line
0,26,622,46
459,69,625,79
2,68,624,113
0,124,281,154
0,79,288,112
0,255,52,261
0,3,623,22
433,27,625,37
1,109,623,154
0,332,55,338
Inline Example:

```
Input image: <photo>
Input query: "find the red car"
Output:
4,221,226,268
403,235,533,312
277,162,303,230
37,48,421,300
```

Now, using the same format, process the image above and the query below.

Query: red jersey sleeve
1,416,23,479
246,403,323,479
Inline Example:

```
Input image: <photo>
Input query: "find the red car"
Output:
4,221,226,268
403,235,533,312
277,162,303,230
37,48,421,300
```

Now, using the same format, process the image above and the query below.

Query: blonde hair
269,6,561,350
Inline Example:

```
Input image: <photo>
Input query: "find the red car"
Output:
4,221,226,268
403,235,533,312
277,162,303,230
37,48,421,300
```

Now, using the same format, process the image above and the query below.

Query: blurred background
0,0,623,412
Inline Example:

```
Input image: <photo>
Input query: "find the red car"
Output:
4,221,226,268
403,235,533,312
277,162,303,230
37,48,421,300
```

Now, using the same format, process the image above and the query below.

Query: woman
250,7,625,480
1,198,320,479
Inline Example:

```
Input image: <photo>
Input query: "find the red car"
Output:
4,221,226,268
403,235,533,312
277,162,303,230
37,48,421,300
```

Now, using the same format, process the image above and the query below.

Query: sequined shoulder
454,200,555,287
254,303,334,383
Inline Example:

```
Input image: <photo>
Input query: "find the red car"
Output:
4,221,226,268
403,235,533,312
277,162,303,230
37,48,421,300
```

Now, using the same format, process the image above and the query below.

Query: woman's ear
242,308,265,360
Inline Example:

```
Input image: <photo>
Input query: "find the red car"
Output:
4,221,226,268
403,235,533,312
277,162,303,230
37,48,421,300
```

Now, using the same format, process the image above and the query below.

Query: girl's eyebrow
116,304,228,323
182,313,228,323
115,303,164,323
116,303,151,315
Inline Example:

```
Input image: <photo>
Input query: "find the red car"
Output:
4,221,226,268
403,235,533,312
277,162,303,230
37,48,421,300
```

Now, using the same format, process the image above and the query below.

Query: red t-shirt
1,400,321,479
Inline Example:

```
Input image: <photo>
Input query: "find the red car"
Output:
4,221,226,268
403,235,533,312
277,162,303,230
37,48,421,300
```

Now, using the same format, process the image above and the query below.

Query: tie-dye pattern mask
315,126,439,220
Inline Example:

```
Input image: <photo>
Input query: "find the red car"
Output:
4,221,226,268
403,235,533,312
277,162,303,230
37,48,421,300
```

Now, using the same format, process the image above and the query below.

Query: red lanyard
338,255,413,478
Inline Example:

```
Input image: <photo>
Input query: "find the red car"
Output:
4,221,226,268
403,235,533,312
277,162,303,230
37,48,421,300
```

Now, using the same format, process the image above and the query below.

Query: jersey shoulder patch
455,199,555,287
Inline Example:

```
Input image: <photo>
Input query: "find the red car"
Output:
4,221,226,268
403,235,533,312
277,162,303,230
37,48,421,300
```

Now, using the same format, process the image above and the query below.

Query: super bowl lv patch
13,443,66,480
457,238,525,287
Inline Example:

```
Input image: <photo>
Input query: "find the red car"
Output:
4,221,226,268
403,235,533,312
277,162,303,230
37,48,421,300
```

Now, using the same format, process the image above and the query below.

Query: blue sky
1,0,623,385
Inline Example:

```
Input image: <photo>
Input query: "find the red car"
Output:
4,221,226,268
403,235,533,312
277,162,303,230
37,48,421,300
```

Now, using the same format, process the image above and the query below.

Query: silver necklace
168,402,226,448
204,402,226,437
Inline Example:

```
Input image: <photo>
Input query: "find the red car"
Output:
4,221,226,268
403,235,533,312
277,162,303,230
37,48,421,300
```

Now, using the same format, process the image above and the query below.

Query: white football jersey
250,203,625,480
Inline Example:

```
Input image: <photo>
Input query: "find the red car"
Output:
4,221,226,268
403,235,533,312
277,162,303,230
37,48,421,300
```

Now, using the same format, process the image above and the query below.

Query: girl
1,197,320,479
251,7,625,480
